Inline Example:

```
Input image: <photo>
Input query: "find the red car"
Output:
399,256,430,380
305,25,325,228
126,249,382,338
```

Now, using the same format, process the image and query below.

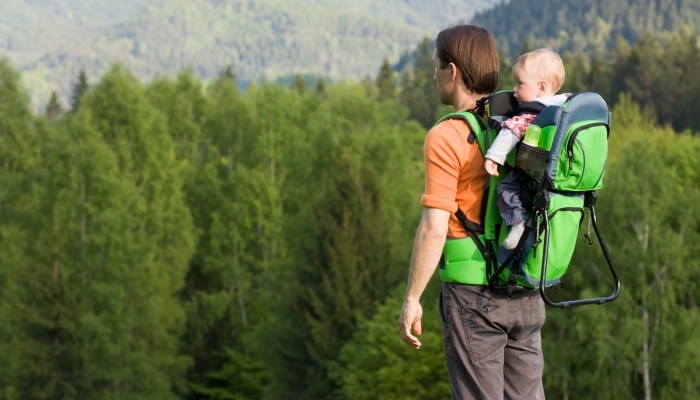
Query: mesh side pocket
515,143,550,182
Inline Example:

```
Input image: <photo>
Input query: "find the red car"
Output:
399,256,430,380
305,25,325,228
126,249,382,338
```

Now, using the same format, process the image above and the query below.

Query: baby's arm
484,127,520,176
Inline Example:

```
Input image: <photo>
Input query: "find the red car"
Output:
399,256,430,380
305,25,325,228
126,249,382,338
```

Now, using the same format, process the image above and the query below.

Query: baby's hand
484,159,500,176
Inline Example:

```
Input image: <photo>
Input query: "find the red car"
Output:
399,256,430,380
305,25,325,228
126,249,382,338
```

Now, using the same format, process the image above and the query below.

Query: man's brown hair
435,25,499,95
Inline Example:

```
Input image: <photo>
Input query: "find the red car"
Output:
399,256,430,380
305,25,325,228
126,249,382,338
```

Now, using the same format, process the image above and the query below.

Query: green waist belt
439,236,488,285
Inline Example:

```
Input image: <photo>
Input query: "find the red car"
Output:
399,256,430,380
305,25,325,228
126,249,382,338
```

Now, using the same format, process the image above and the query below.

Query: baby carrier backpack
435,91,621,308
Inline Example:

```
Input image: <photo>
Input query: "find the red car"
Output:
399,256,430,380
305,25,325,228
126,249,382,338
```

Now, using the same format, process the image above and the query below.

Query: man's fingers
398,318,419,345
413,319,422,336
401,327,421,348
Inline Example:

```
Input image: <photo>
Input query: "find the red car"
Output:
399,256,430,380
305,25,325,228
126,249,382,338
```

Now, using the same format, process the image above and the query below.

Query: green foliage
0,61,196,399
315,77,327,96
542,121,700,399
331,287,451,400
497,48,515,91
475,0,700,57
1,31,700,399
46,90,63,120
560,52,588,93
489,31,700,134
70,70,89,113
258,83,424,399
292,75,307,95
377,59,396,101
189,348,269,400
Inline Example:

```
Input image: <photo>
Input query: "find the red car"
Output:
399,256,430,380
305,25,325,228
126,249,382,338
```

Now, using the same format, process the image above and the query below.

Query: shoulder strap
435,111,492,258
516,101,547,115
454,208,488,259
435,110,489,157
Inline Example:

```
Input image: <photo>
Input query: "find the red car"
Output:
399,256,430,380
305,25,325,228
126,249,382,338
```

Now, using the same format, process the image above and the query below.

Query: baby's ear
538,80,549,94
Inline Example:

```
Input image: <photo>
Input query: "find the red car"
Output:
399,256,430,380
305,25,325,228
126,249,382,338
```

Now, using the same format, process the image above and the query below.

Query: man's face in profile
432,49,453,106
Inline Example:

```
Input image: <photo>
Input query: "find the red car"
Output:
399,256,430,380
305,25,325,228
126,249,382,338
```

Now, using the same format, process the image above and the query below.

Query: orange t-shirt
419,118,486,239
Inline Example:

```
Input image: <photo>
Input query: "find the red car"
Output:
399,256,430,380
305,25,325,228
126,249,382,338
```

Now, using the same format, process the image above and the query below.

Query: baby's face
512,65,540,103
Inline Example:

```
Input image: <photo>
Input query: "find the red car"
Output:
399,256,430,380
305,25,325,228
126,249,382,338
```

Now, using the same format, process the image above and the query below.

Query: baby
484,48,568,249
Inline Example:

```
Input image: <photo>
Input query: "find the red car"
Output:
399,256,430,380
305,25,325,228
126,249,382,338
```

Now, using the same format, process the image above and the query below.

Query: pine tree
662,32,700,132
46,90,63,121
625,33,663,118
498,48,515,91
586,51,608,100
360,76,375,97
220,64,235,81
314,77,326,96
411,37,440,127
399,70,415,107
561,51,588,93
70,69,89,113
292,74,307,95
377,59,395,101
609,35,632,105
415,37,434,79
517,38,533,58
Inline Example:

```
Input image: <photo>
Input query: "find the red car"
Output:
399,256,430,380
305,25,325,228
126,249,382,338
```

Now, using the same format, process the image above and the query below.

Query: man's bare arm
398,207,450,349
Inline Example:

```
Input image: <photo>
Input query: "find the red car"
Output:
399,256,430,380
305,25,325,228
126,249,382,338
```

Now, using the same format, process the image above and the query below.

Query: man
397,25,546,400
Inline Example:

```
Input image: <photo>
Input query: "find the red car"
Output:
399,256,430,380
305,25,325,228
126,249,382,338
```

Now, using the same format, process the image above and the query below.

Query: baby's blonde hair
513,48,565,92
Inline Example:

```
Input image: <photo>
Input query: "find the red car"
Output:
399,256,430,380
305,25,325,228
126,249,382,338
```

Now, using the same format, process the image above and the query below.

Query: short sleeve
419,122,465,212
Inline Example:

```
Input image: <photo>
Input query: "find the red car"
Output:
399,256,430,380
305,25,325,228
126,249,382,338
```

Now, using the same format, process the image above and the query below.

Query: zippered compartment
520,195,584,287
555,121,609,191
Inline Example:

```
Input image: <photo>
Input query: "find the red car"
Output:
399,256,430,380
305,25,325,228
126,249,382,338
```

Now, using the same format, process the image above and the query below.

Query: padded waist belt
439,236,488,285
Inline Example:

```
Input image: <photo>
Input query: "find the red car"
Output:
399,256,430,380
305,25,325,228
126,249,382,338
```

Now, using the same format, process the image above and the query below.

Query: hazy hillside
474,0,700,56
0,0,498,110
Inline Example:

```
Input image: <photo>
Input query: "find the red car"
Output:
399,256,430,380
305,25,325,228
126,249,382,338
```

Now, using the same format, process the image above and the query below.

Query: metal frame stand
539,191,621,308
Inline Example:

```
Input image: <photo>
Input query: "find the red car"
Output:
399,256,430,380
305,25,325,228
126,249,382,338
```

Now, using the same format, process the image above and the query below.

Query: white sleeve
485,128,520,165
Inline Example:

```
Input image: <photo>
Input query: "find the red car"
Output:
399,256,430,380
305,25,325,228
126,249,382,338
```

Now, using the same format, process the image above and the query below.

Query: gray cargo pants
439,283,546,400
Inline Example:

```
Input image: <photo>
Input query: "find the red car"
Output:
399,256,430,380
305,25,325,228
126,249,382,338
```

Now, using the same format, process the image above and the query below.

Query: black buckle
507,273,518,296
534,190,550,210
585,191,597,207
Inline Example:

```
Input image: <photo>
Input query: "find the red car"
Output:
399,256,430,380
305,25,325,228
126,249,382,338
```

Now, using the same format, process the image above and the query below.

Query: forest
0,31,699,400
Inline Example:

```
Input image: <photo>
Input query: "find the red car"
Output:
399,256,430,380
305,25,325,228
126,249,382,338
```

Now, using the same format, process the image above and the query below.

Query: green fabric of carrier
554,121,608,191
518,194,583,287
439,237,488,284
434,91,611,291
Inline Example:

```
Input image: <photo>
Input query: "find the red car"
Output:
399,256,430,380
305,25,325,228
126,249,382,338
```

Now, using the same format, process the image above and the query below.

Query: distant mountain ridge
473,0,700,56
0,0,498,110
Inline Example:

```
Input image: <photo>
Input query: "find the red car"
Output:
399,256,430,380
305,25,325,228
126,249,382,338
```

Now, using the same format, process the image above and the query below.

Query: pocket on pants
461,297,507,363
523,295,546,351
529,295,546,326
439,289,449,327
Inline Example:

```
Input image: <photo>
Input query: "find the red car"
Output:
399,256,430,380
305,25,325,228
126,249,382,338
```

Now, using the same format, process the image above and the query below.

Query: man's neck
452,90,487,112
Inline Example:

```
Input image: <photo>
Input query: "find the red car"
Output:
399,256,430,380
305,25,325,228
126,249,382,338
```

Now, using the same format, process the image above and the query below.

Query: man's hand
398,299,423,349
484,158,499,176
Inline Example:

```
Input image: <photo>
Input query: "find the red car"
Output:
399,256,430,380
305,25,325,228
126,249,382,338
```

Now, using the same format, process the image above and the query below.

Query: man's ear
449,63,458,82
